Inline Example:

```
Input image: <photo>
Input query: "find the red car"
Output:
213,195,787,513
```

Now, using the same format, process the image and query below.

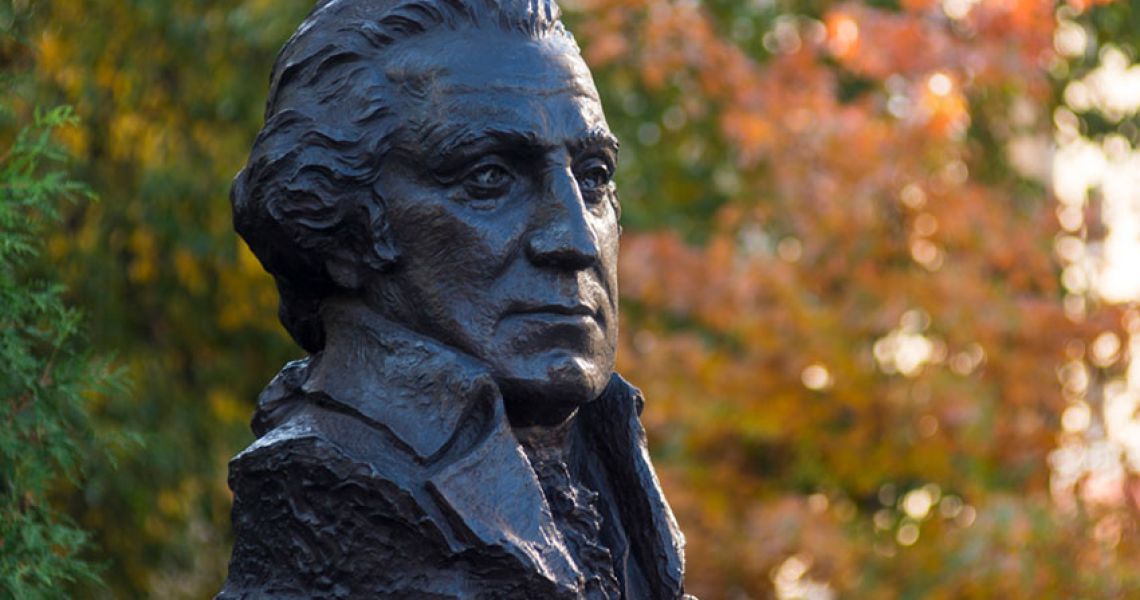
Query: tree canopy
5,0,1140,597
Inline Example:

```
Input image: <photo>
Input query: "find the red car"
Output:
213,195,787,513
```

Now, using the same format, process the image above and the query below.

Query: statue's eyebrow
420,124,619,168
570,128,620,156
428,125,545,161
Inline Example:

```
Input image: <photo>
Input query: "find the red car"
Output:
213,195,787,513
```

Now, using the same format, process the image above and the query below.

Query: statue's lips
501,302,603,328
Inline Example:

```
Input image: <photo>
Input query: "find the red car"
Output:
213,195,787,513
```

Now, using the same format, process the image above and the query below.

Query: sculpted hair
232,0,575,353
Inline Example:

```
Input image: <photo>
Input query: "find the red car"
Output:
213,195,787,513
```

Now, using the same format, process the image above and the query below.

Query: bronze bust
220,0,688,597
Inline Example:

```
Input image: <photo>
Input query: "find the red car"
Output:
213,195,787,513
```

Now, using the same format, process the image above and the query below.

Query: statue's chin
497,357,610,428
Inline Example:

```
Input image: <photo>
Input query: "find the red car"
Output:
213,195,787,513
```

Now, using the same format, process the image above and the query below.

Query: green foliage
0,103,128,598
15,2,314,594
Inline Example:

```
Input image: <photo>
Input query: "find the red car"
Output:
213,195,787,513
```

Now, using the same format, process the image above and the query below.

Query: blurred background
4,0,1140,597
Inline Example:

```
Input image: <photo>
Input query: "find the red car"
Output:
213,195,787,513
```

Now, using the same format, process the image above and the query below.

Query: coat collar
301,297,496,461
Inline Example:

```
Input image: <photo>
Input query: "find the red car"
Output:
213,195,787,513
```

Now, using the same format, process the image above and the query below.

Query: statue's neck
513,410,578,470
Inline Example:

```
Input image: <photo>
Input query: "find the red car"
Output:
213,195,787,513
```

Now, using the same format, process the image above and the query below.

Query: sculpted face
365,29,620,427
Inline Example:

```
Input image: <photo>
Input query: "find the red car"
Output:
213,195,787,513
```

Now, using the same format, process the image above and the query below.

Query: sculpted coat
219,303,685,598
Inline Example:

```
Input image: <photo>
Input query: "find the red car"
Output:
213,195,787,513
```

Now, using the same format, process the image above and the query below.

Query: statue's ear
364,186,398,270
324,192,398,290
325,251,362,290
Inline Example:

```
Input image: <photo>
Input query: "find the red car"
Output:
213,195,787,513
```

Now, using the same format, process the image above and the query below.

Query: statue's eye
462,163,514,200
576,159,613,196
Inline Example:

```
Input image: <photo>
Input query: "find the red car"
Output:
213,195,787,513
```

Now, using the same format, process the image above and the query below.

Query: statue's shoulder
221,395,584,600
231,397,426,491
221,403,475,599
236,353,431,476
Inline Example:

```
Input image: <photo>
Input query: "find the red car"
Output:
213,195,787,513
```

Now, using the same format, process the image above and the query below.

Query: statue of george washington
219,1,688,597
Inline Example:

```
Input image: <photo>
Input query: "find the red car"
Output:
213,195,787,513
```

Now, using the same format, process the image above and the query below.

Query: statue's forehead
390,30,609,146
420,86,605,128
387,28,598,97
407,91,610,158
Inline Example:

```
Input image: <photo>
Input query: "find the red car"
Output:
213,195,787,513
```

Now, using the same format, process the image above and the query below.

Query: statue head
233,0,621,426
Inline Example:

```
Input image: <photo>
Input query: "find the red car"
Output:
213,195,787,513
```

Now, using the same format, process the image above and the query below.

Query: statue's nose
526,167,600,271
